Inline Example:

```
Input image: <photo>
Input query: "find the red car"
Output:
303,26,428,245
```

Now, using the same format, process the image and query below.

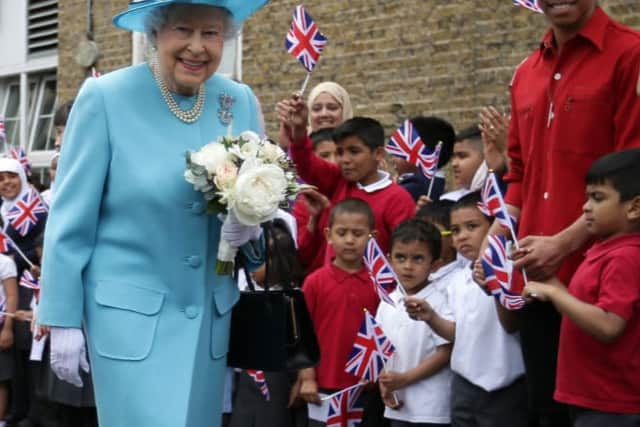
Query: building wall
57,1,640,134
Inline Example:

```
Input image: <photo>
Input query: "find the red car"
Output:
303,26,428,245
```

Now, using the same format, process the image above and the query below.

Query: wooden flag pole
299,72,312,97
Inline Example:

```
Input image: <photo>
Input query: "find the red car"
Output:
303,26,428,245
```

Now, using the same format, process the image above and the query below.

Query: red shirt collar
329,262,370,283
540,6,608,54
586,232,640,262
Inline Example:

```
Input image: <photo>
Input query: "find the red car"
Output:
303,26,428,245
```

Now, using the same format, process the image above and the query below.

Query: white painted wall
0,0,28,76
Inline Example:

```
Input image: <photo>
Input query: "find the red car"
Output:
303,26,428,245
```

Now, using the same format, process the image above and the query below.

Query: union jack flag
20,269,41,303
246,370,270,401
0,117,5,142
386,120,442,180
513,0,543,13
0,230,13,253
326,385,365,427
364,238,398,306
478,172,517,238
9,146,32,176
481,235,525,310
6,189,48,236
285,5,327,73
0,294,5,324
345,311,395,382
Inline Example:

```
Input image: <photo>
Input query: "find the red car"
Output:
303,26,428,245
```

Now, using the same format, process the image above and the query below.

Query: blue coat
38,64,263,427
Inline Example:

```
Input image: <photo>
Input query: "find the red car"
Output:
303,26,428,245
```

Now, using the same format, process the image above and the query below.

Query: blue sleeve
38,77,111,328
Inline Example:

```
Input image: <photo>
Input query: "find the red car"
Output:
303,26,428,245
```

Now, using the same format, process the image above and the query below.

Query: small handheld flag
325,384,365,427
512,0,543,13
0,230,13,254
344,311,396,382
478,172,517,240
9,147,32,177
6,189,48,236
246,370,270,401
285,5,327,94
19,269,41,304
481,235,525,310
364,238,402,305
386,120,441,180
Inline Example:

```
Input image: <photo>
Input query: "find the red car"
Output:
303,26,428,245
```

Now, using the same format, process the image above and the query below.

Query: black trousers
518,302,571,427
450,374,528,427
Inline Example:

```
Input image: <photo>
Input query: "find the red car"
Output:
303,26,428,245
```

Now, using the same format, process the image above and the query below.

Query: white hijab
0,157,30,226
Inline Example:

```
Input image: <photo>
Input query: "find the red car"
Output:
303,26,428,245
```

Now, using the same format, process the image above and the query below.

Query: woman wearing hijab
306,81,353,133
37,1,269,426
0,158,47,425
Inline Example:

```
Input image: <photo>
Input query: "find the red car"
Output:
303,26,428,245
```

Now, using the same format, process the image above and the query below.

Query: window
28,0,58,55
0,72,57,154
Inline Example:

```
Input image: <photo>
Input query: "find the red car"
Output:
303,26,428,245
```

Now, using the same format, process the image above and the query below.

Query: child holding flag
523,149,640,426
296,198,379,426
405,192,527,427
375,218,453,427
277,96,415,272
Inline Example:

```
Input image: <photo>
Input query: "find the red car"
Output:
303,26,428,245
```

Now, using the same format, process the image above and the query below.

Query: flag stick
3,232,35,269
425,142,443,201
320,383,363,401
299,72,312,97
0,311,31,321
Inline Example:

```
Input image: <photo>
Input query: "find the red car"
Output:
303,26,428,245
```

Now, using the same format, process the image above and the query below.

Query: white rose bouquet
184,131,304,275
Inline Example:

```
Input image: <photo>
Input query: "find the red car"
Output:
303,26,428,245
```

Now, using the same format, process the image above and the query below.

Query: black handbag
227,222,320,372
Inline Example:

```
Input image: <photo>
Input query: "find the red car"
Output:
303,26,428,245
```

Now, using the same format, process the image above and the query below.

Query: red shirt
555,233,640,413
505,7,640,284
303,263,380,390
291,136,416,273
291,196,326,273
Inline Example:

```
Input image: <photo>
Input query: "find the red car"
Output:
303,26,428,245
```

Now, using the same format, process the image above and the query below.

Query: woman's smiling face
155,5,227,95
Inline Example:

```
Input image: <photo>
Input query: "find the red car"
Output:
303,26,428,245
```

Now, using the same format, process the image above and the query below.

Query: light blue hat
112,0,269,32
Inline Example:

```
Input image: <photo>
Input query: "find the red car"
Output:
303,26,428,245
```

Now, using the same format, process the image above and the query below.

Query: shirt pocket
210,281,240,360
88,281,165,361
555,86,614,156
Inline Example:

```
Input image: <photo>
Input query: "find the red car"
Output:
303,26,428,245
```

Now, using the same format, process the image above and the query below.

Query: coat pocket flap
95,281,164,316
213,282,240,316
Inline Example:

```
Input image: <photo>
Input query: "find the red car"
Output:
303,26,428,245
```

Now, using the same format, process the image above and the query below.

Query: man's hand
512,235,566,280
299,377,321,405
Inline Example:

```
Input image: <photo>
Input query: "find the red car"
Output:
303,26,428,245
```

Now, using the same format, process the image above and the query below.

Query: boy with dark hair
389,116,455,202
295,198,379,426
376,218,453,426
309,127,336,163
277,96,416,274
406,192,527,427
523,149,640,427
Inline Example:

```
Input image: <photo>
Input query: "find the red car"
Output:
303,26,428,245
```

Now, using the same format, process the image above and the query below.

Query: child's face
336,136,383,186
451,140,484,189
314,139,337,164
583,182,638,239
390,240,434,295
49,157,59,182
325,212,372,269
55,125,65,151
0,171,22,200
450,207,491,260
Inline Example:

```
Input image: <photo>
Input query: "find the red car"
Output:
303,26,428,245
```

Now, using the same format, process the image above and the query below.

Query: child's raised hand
522,277,565,303
404,297,435,322
302,188,330,217
415,195,432,212
275,93,309,144
472,260,491,296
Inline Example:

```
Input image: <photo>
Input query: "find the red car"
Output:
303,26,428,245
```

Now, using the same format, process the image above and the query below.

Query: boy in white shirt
376,218,453,427
406,192,527,427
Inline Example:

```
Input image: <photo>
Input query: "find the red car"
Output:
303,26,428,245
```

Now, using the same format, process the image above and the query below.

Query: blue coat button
187,256,202,268
191,202,205,215
185,305,199,319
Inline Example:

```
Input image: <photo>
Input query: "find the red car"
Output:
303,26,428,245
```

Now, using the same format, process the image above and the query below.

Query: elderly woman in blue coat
37,1,269,426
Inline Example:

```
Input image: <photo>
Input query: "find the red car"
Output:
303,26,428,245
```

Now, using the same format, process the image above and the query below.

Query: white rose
191,143,232,176
184,169,213,192
214,161,238,191
259,141,286,164
239,130,262,145
231,163,288,226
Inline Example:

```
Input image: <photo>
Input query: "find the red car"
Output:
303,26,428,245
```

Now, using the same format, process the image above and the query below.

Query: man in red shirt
491,1,640,426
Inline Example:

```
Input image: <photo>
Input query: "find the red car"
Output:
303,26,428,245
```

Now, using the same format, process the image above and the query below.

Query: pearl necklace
150,61,206,124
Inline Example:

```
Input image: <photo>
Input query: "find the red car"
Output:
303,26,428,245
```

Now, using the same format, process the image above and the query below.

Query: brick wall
57,1,639,135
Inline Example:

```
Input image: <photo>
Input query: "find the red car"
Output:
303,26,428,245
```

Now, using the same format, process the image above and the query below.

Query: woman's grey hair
144,4,240,47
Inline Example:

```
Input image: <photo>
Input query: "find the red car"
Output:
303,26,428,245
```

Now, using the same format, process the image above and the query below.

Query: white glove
220,211,262,247
50,327,90,387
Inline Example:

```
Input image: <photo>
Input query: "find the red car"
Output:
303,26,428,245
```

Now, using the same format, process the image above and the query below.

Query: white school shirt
0,254,17,303
447,263,525,391
429,257,467,296
376,285,453,424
